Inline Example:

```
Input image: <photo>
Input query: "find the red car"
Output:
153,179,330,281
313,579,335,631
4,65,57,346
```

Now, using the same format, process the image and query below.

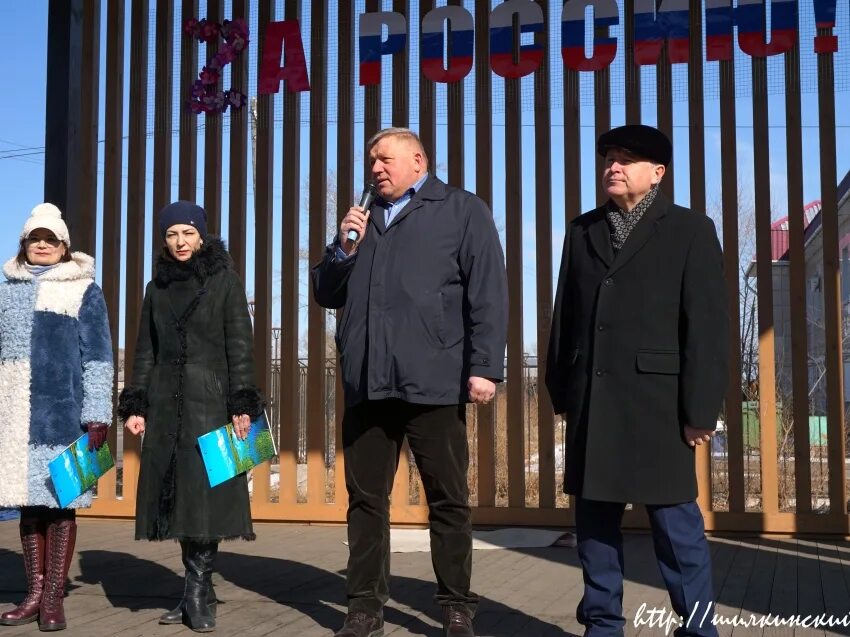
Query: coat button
603,278,613,287
597,324,605,331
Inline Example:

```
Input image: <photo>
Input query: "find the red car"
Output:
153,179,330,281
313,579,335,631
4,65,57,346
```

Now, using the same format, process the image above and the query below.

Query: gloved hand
86,422,109,451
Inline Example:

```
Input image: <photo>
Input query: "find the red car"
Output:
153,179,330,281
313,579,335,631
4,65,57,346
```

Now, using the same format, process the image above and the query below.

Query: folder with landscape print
197,412,277,487
48,433,115,508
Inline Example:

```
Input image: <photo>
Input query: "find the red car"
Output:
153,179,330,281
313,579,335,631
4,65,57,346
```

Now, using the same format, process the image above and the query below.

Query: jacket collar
585,190,671,274
3,252,95,282
370,174,446,235
154,236,232,287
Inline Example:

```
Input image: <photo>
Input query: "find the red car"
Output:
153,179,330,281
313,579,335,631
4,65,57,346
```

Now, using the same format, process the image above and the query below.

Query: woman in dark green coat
118,201,264,633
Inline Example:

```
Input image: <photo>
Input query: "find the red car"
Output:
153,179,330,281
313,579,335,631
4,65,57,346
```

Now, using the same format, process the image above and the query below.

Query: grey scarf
605,185,659,252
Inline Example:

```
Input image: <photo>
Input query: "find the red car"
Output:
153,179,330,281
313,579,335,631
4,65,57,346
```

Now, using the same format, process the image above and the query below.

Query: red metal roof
769,200,822,261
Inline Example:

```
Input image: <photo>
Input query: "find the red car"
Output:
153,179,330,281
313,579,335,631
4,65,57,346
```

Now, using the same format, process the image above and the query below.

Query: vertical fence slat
688,0,711,511
78,0,100,256
816,35,847,526
364,0,382,181
720,56,745,512
99,0,124,505
230,0,264,499
228,0,249,280
563,21,582,523
624,0,640,124
475,1,496,509
390,0,413,510
447,0,463,188
153,0,173,262
535,0,555,509
752,56,779,514
656,52,673,198
279,0,301,506
306,0,329,506
392,0,409,127
252,0,274,504
505,23,525,507
204,0,223,233
419,0,436,172
121,0,149,508
178,0,198,200
252,0,275,509
564,67,581,223
594,68,610,206
335,0,355,507
784,42,812,514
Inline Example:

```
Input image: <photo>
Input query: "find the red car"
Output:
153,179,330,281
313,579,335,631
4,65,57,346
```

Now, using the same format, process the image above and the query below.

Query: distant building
748,171,850,416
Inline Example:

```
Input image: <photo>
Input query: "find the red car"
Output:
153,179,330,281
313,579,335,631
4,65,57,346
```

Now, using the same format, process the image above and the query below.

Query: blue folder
197,413,277,487
48,433,115,508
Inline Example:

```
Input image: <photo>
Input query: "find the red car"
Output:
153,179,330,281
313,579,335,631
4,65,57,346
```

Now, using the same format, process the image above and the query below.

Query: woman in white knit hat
0,203,113,632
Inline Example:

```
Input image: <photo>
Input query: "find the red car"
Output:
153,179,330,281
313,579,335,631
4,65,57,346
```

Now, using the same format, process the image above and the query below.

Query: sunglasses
26,236,62,247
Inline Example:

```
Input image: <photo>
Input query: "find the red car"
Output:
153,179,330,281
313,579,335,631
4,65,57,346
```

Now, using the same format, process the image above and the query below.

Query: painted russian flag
705,0,734,61
490,0,545,79
561,0,618,72
633,0,690,64
421,5,475,83
359,12,407,86
737,0,798,57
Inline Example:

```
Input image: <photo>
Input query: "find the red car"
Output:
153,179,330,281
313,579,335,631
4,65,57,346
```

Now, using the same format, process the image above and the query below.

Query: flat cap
597,124,672,166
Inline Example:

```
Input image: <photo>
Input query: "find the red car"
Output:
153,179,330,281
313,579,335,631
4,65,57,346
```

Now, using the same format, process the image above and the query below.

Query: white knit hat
20,203,71,247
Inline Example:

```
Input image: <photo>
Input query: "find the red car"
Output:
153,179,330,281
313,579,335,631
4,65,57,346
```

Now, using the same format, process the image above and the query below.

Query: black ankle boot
160,541,217,625
159,583,217,624
182,541,218,633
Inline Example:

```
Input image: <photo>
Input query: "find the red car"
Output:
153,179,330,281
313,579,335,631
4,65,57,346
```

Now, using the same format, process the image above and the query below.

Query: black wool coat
545,192,729,504
118,238,265,541
311,175,508,407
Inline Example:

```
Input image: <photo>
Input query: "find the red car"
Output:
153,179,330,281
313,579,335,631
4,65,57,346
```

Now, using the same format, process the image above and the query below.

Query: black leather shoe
334,612,384,637
443,605,475,637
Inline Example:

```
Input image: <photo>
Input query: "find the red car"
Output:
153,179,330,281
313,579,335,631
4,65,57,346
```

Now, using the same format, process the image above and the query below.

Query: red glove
86,423,109,451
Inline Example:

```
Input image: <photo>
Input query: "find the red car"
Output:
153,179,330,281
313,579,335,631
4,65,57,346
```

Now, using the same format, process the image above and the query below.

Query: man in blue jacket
312,127,507,637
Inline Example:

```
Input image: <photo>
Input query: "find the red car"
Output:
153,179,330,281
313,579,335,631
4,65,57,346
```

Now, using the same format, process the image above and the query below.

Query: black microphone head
359,181,377,209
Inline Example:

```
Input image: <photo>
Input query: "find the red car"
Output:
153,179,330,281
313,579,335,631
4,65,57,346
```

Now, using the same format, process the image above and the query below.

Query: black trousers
343,399,478,617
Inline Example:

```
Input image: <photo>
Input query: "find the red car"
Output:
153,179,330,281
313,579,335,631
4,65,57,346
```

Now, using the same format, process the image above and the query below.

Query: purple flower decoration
183,18,199,36
199,67,220,85
214,46,237,67
184,15,249,116
199,20,219,43
225,90,247,109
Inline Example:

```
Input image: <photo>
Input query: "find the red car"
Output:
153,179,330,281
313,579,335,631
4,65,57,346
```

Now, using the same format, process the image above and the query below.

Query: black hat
597,125,672,167
158,201,208,239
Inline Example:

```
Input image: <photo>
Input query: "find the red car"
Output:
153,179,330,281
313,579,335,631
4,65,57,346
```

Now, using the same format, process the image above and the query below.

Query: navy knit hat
159,200,208,239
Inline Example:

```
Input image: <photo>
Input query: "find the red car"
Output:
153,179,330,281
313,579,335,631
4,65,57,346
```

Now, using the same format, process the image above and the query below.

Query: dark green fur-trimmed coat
118,238,264,541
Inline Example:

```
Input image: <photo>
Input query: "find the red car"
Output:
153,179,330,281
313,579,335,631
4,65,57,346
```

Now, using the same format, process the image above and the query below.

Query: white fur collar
3,252,96,282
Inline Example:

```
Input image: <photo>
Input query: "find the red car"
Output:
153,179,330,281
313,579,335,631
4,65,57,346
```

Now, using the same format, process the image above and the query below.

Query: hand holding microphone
340,182,377,255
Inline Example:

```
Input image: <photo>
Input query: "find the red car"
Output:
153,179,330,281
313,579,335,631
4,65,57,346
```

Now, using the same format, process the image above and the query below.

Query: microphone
347,182,377,243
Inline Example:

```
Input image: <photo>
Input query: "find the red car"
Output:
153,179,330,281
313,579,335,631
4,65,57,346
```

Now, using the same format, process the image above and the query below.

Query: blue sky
2,1,849,354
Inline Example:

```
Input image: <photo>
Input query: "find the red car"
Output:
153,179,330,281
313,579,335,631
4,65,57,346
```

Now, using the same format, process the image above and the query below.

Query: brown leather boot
0,516,45,626
38,518,77,632
334,612,384,637
442,605,475,637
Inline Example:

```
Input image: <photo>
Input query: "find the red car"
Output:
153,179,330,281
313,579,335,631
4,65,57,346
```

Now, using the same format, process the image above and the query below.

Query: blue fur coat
0,252,113,509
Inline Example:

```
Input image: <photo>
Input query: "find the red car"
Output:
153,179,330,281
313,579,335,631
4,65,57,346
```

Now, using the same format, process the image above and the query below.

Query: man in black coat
546,125,728,637
312,127,507,637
